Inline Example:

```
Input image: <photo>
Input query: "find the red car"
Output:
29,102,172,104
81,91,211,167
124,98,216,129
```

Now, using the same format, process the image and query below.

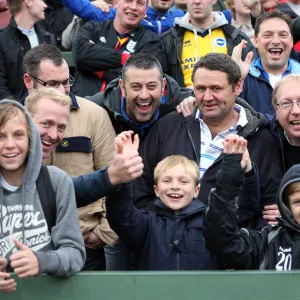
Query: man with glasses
21,44,119,271
269,74,300,172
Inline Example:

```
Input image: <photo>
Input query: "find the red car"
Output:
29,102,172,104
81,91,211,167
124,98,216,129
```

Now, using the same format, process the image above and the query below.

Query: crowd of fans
1,0,300,294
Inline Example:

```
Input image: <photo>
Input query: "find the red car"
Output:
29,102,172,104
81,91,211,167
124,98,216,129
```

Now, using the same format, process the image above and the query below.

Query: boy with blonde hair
204,134,300,270
106,131,217,270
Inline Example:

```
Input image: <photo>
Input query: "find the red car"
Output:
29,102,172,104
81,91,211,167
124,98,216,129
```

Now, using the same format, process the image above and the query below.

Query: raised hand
10,239,39,279
0,257,16,293
91,0,111,12
231,40,253,80
108,131,144,185
223,135,252,173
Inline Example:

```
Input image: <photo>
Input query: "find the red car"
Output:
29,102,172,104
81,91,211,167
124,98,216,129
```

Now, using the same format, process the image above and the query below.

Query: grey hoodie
0,100,85,277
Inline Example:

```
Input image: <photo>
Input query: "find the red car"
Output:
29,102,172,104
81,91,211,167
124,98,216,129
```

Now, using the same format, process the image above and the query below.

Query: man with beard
87,53,193,139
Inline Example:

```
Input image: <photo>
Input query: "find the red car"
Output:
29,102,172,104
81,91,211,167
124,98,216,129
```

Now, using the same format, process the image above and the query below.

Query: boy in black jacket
204,135,300,270
106,131,217,270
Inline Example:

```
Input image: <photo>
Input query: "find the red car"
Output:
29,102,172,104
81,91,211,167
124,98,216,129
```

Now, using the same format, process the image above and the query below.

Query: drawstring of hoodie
193,28,199,63
21,185,25,244
209,28,216,53
193,28,216,64
0,188,3,240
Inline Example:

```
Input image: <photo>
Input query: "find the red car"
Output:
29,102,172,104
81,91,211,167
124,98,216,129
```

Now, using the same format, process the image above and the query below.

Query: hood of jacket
249,58,300,79
0,100,43,191
236,97,270,136
276,164,300,233
174,11,228,34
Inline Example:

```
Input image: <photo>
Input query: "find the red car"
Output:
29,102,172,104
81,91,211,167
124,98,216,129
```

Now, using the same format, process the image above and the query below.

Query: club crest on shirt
215,37,226,47
126,40,137,53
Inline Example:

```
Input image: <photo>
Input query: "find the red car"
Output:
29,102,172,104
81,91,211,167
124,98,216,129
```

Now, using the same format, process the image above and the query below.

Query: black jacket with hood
265,113,300,174
204,157,300,270
86,74,193,138
0,18,56,101
133,98,283,228
72,19,168,97
161,12,255,87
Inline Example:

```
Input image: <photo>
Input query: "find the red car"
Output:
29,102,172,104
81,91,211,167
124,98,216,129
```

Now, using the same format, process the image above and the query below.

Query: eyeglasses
276,100,300,110
29,74,74,88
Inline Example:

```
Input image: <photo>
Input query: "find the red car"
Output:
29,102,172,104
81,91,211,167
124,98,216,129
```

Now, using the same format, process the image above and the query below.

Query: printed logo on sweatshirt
275,246,292,270
99,37,107,43
0,204,51,259
215,37,226,47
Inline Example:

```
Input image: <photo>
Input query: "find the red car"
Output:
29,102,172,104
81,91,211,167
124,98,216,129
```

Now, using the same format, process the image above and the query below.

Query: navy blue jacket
106,183,218,270
241,58,300,115
72,167,116,208
265,113,300,173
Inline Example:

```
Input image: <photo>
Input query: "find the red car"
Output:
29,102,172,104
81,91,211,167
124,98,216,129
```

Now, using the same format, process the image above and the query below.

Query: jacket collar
153,198,206,217
183,97,269,143
69,93,80,110
249,58,300,79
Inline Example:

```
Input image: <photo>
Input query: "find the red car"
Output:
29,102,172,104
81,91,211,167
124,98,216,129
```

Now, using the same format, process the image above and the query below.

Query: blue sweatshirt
61,0,184,35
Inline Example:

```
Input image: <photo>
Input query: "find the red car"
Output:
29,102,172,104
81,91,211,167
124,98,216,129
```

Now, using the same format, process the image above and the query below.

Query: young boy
0,100,85,293
204,135,300,270
106,131,218,270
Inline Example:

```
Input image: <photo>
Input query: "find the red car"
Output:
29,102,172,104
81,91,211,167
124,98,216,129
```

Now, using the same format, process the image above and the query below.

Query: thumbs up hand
10,239,39,278
108,131,144,185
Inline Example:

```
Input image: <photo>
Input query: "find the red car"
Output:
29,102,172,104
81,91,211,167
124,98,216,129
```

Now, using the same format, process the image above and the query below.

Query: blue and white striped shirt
196,104,248,180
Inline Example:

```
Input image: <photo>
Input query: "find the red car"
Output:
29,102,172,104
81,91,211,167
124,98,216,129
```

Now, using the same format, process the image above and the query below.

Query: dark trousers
82,246,106,271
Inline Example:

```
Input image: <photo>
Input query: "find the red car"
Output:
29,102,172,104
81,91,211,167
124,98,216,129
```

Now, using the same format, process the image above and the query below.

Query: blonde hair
225,0,235,16
0,102,31,145
154,155,200,185
272,74,300,107
25,87,71,115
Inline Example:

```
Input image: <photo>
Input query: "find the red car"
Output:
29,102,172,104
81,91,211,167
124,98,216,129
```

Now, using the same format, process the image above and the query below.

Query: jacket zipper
277,128,286,173
174,37,183,86
185,122,200,165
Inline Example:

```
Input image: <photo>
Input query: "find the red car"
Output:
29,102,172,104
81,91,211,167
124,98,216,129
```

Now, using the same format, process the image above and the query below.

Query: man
0,0,55,100
0,99,85,294
21,44,119,271
87,53,193,138
134,53,283,229
269,74,300,172
161,0,254,87
71,0,168,97
60,0,184,35
237,10,300,115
